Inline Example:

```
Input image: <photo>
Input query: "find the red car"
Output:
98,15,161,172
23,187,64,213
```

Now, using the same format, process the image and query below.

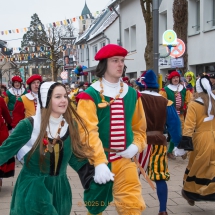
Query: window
93,45,98,56
81,48,84,62
124,28,130,51
196,0,200,31
130,25,136,52
127,72,137,79
83,25,86,31
100,41,106,48
213,0,215,26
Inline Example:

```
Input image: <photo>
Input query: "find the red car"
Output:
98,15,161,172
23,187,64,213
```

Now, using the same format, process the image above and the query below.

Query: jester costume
76,77,147,215
159,71,192,157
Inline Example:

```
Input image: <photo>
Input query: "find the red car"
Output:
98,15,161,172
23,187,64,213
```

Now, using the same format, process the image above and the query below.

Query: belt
146,131,163,136
104,148,155,190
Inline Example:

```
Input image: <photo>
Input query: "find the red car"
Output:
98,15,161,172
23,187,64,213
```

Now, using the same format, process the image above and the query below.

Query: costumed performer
76,44,147,215
11,74,42,128
0,81,93,215
136,70,181,215
174,76,215,206
159,71,192,160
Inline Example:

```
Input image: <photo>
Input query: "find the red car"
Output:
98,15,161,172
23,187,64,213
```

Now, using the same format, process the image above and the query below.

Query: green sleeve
68,153,88,172
0,119,32,165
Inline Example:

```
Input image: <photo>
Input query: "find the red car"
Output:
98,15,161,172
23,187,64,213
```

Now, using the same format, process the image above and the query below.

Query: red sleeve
76,92,94,103
0,98,12,125
11,100,25,128
3,91,7,97
160,88,166,91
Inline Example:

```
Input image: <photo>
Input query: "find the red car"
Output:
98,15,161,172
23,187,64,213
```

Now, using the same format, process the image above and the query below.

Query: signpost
170,57,184,68
167,38,186,58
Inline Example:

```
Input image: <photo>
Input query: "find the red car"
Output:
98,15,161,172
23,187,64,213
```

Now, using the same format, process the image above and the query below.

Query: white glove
173,147,186,156
116,144,138,158
94,163,115,184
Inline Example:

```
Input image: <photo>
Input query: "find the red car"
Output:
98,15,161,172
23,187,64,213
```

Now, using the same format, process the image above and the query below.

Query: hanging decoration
0,10,102,35
74,65,88,76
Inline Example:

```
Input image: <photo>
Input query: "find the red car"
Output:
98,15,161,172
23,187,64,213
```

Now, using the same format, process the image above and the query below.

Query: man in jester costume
11,74,42,128
76,44,147,215
159,71,192,160
4,76,27,115
135,70,181,215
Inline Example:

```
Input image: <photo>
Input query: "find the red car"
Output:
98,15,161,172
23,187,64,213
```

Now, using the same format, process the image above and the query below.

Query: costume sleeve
69,153,88,172
0,98,12,125
3,91,9,105
185,90,192,105
0,119,32,166
131,97,147,153
77,99,108,166
166,102,181,146
11,97,25,128
159,89,167,98
182,101,196,137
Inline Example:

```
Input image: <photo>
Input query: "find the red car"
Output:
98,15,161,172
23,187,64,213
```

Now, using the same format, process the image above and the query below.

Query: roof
81,1,93,18
87,6,119,42
76,7,119,45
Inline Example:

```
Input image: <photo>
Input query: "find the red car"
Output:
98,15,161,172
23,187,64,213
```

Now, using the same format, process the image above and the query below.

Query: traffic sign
167,38,186,58
163,30,177,45
60,71,68,80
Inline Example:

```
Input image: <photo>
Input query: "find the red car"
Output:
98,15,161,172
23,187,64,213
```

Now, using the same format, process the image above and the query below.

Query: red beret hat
26,74,42,85
167,71,180,80
122,77,129,82
12,76,23,83
95,44,128,61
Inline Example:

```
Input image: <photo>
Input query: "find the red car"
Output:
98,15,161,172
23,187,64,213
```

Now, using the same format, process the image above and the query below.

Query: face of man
171,76,180,85
14,81,21,89
105,56,125,82
31,80,40,93
65,85,71,94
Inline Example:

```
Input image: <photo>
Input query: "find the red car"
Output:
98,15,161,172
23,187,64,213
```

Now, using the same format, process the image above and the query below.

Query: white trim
140,90,161,96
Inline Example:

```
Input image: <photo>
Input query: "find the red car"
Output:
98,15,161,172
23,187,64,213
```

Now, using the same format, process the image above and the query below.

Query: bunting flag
0,9,103,35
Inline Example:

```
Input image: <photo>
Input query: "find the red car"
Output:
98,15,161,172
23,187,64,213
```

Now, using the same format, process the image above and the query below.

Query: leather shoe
167,152,176,160
181,189,195,206
158,212,168,215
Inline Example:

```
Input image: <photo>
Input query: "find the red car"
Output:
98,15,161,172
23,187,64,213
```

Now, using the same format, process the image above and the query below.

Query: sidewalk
0,157,215,215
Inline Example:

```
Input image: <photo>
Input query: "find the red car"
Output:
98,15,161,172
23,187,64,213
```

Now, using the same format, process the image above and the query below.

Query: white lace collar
9,87,25,96
25,92,38,100
91,77,128,98
167,84,184,92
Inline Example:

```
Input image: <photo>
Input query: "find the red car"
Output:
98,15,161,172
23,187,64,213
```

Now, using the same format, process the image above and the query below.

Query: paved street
0,157,215,215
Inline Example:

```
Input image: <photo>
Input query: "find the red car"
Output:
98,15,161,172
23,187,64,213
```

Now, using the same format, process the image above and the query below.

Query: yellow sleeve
4,96,8,105
131,97,147,153
77,99,108,166
159,90,167,99
183,101,196,137
185,90,193,105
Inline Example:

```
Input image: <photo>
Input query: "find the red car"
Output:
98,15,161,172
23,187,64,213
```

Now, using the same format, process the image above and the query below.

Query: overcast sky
0,0,111,48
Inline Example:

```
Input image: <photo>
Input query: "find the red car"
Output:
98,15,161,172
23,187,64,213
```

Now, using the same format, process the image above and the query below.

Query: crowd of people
0,43,215,215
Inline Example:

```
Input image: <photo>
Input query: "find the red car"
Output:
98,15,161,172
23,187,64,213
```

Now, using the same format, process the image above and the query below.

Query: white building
107,0,215,80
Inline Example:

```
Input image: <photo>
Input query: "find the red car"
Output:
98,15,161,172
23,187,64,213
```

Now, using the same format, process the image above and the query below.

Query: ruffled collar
102,77,120,88
167,84,183,92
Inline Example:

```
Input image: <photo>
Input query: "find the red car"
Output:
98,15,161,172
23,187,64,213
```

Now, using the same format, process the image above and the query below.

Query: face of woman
51,86,68,118
14,81,21,89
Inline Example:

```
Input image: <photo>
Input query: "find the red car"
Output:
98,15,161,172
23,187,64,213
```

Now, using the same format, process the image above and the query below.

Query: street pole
153,0,159,76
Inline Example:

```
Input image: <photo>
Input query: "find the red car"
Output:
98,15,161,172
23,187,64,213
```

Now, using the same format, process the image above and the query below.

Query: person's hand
173,147,186,156
94,163,114,184
116,144,138,158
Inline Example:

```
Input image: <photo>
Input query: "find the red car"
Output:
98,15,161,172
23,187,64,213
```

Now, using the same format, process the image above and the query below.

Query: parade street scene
0,0,215,215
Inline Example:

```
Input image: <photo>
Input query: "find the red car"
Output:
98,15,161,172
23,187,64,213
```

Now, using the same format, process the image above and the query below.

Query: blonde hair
27,84,92,170
193,91,215,115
